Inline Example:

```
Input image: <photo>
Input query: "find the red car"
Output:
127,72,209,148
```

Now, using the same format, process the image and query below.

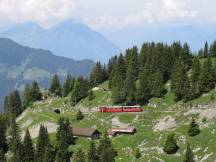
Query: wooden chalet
107,127,136,137
72,128,100,139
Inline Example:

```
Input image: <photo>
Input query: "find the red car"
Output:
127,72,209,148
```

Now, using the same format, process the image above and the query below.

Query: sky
0,0,215,31
0,0,216,50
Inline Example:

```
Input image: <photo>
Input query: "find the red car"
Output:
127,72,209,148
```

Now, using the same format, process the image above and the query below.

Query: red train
99,106,142,113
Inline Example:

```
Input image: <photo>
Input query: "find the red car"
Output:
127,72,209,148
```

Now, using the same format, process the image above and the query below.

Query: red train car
99,106,142,113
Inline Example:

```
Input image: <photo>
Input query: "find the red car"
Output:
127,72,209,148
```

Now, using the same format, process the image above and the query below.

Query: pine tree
43,144,55,162
0,115,8,153
137,67,151,104
199,57,215,94
0,149,6,162
49,74,62,96
204,41,209,57
191,57,201,98
88,90,95,101
98,134,117,162
3,95,10,114
124,61,136,104
188,118,200,137
90,62,104,87
171,59,190,101
210,41,216,57
180,43,192,69
62,75,73,97
76,110,84,121
56,117,73,162
56,117,74,148
23,84,32,109
10,90,23,117
23,129,34,162
73,147,86,162
163,133,179,154
111,54,126,103
31,80,42,101
150,70,166,98
87,141,98,162
70,80,81,106
183,144,194,162
134,148,141,159
9,120,23,162
36,125,50,162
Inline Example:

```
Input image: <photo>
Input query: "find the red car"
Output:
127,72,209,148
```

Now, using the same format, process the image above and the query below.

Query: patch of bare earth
22,122,58,139
111,116,129,127
154,116,176,131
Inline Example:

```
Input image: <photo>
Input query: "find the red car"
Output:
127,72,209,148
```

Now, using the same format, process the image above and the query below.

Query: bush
134,148,141,159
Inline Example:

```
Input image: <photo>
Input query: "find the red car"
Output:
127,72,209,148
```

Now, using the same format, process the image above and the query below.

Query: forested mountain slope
0,38,95,109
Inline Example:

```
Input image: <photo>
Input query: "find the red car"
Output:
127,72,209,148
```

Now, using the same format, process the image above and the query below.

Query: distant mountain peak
0,21,121,62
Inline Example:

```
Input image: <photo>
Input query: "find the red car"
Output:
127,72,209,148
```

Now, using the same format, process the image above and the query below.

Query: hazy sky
0,0,215,31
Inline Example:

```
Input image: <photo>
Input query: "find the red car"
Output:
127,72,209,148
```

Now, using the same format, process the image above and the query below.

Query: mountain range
0,20,121,62
103,24,216,52
0,38,95,110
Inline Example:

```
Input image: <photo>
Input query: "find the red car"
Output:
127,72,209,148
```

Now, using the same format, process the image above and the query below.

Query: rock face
154,116,176,131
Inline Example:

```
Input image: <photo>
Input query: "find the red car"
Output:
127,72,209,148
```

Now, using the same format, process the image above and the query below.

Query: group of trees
74,134,117,162
163,118,200,161
23,81,42,108
171,56,216,102
0,116,73,162
107,42,192,104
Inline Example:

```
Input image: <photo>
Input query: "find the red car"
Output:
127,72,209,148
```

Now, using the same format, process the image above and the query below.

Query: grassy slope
17,81,216,162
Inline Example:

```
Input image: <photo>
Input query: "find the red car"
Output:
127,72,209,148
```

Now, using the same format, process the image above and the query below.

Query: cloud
84,0,198,31
0,0,79,26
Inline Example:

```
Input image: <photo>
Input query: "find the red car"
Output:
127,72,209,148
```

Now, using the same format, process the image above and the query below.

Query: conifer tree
31,80,42,101
62,75,73,97
73,147,86,162
150,70,166,98
180,43,192,69
9,120,23,162
191,57,201,98
210,41,216,57
87,141,98,162
35,125,50,162
98,134,117,162
7,91,23,120
56,117,74,147
124,61,136,104
88,90,95,101
111,54,126,103
204,41,209,57
171,60,190,101
71,80,81,106
188,118,200,137
3,95,9,114
49,74,62,96
23,129,34,162
23,84,32,109
56,117,73,162
0,149,6,162
90,62,104,87
163,133,179,154
183,144,194,162
199,57,215,94
43,144,55,162
137,67,151,104
0,115,8,153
